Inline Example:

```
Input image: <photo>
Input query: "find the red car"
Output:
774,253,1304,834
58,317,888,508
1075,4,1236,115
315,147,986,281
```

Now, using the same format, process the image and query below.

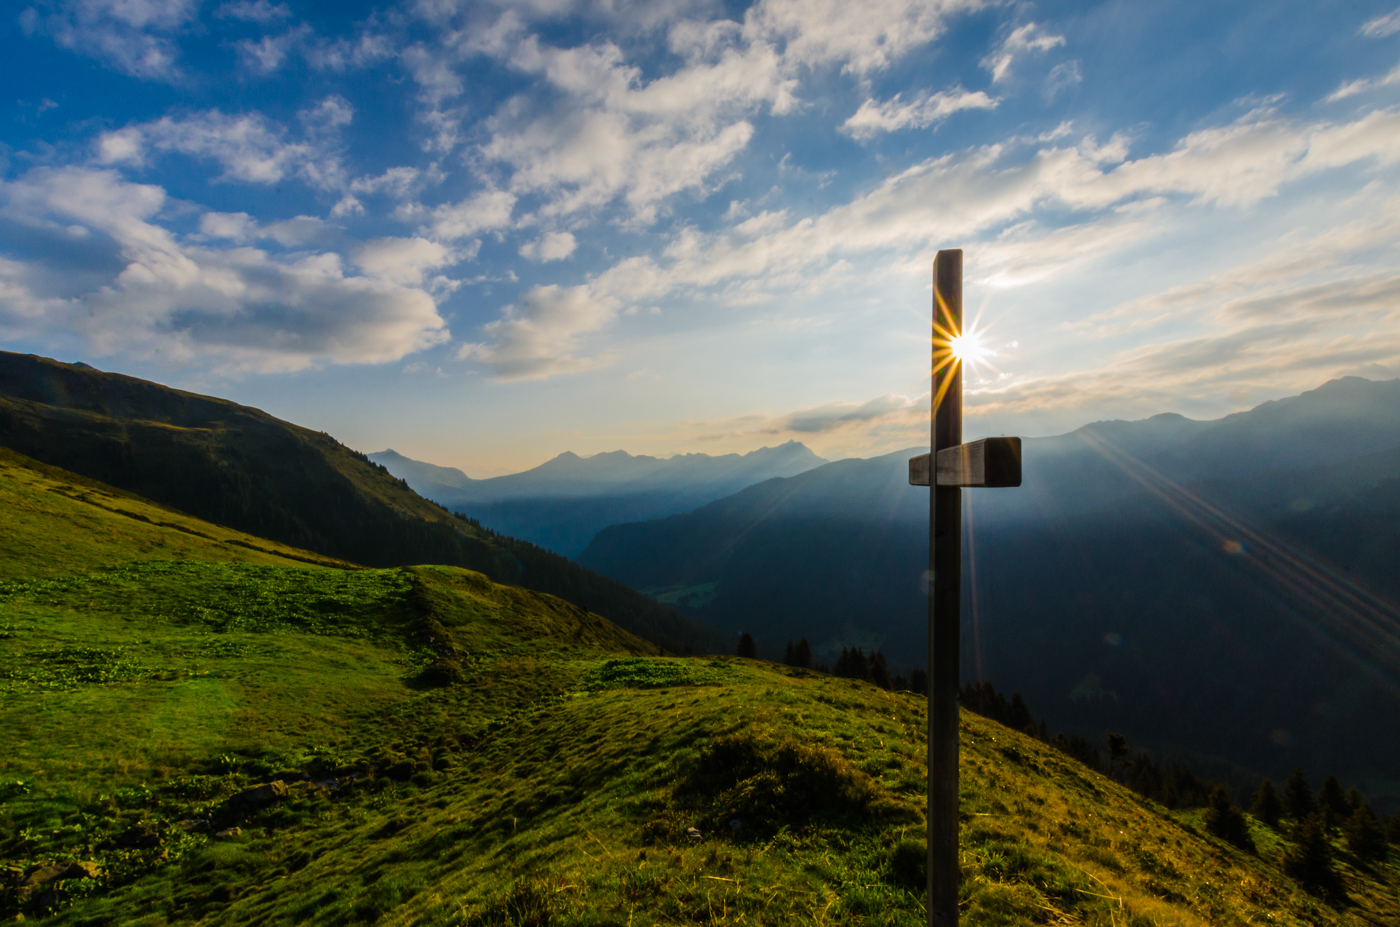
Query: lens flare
931,306,999,411
949,329,992,366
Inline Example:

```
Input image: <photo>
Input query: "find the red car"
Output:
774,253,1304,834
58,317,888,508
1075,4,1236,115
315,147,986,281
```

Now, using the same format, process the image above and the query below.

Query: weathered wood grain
907,436,1022,488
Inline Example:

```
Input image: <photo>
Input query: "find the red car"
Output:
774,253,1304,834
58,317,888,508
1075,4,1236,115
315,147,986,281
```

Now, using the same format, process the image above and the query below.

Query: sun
948,327,993,367
932,317,996,374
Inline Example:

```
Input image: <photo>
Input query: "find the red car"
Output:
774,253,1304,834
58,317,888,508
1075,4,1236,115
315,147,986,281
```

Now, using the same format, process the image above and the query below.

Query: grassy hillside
0,352,725,655
2,457,1399,925
0,446,354,580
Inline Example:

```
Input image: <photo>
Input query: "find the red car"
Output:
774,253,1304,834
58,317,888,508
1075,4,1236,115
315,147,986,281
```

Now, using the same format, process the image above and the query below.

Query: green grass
3,451,1399,925
0,446,353,580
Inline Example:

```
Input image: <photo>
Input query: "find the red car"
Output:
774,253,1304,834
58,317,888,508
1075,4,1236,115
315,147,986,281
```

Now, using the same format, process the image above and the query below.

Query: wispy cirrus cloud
981,22,1065,83
1361,6,1400,37
842,87,998,140
1328,61,1400,101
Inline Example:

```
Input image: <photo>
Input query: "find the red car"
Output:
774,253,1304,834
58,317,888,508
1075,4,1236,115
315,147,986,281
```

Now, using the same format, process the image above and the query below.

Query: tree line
960,679,1397,897
735,634,930,694
735,631,1398,898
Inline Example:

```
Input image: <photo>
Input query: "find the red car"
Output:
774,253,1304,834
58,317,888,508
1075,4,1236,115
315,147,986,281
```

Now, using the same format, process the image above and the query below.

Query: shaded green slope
0,352,725,654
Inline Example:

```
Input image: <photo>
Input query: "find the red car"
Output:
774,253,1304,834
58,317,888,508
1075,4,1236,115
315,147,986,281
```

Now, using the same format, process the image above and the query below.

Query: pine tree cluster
782,638,812,669
831,647,895,689
951,681,1400,896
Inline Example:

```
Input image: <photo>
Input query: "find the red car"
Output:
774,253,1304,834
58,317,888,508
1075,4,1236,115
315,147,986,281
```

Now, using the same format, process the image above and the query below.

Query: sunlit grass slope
0,446,355,579
2,459,1399,925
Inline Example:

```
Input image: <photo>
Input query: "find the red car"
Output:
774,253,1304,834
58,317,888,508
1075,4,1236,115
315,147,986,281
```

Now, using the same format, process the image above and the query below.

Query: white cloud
842,87,998,140
981,23,1065,83
475,34,788,224
352,237,454,286
1046,60,1082,99
25,0,197,79
96,127,144,165
460,283,618,380
411,189,518,241
216,0,291,23
227,16,392,76
351,167,422,196
235,25,310,74
1328,61,1400,101
306,32,395,71
782,393,918,433
199,211,258,240
95,103,352,190
745,0,981,76
402,1,984,224
519,231,578,261
0,167,449,371
1362,7,1400,37
584,106,1400,312
967,271,1400,430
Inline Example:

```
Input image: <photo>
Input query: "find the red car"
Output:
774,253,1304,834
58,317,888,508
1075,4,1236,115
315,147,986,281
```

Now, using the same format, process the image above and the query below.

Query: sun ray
930,307,999,412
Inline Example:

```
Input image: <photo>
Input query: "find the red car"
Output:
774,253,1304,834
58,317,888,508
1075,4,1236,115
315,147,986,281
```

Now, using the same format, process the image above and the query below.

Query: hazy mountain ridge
371,441,828,556
576,377,1400,796
0,351,728,655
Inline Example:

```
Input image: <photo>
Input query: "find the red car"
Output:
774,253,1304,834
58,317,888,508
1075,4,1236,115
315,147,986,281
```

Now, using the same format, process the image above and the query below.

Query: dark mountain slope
0,351,727,654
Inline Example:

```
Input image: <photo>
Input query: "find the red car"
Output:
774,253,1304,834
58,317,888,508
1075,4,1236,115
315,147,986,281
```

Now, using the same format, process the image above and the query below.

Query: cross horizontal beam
908,437,1022,488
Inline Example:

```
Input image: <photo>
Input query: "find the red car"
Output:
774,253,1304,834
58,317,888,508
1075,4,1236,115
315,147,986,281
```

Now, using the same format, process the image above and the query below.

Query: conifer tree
1283,813,1338,894
783,640,794,665
1008,693,1036,734
867,651,891,690
1319,775,1348,828
909,669,928,694
793,638,812,669
1204,785,1255,852
1251,778,1283,830
1282,768,1316,821
1344,803,1387,863
1344,786,1364,814
1106,732,1130,772
834,647,869,681
736,633,757,659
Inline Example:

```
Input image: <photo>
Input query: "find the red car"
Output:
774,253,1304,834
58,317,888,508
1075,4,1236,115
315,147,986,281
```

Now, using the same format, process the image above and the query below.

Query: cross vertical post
907,251,1021,925
928,248,963,927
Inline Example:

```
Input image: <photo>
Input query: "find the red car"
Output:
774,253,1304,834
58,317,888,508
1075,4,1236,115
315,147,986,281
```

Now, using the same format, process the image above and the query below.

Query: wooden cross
907,249,1022,927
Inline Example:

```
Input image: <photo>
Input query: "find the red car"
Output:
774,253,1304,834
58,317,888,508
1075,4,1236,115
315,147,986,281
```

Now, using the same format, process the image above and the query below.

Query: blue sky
3,0,1400,475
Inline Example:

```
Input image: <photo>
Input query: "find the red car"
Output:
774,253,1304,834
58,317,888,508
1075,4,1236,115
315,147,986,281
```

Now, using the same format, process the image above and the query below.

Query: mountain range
370,441,827,556
576,377,1400,800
